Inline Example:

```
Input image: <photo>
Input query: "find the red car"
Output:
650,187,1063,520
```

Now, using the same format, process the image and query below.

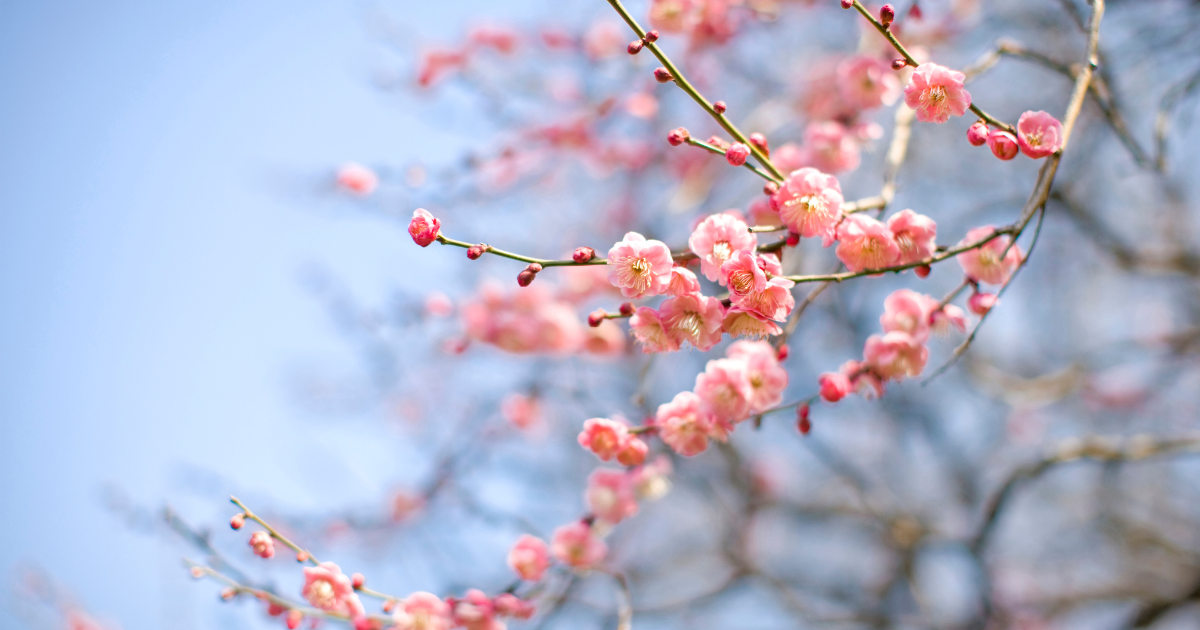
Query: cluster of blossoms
459,280,625,356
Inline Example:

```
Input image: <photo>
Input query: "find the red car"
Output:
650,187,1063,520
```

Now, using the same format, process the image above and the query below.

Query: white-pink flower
655,391,716,456
695,358,754,427
879,289,937,344
658,293,726,351
629,306,681,353
930,304,967,335
837,55,902,110
393,592,453,630
721,250,768,300
577,417,631,461
666,266,701,296
863,331,929,381
722,251,795,322
551,521,607,569
836,214,901,272
249,531,274,559
606,232,674,299
722,307,782,339
886,209,937,266
507,535,550,582
585,468,639,524
409,208,441,247
771,167,844,246
1016,110,1064,159
903,63,971,124
688,213,757,283
452,589,500,630
301,562,365,618
956,226,1022,285
727,341,788,412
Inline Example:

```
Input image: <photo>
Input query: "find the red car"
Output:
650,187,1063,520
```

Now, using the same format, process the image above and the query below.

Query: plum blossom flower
629,306,681,353
879,289,936,343
582,319,626,356
577,417,631,462
903,63,971,123
688,213,757,282
695,358,753,427
607,232,674,298
336,163,378,196
452,589,501,630
840,360,885,399
864,332,929,380
1016,110,1064,159
409,209,441,247
988,129,1019,160
837,55,902,110
803,121,861,174
886,210,937,266
655,391,717,456
722,307,782,339
507,535,550,582
666,266,702,296
722,251,795,322
630,456,673,500
771,168,844,245
956,226,1022,285
586,468,639,524
617,436,648,466
819,372,852,402
493,594,536,620
249,531,274,559
551,522,607,569
931,304,967,334
393,592,453,630
658,293,725,351
836,214,901,272
969,291,999,315
721,250,768,299
727,341,788,413
302,562,365,617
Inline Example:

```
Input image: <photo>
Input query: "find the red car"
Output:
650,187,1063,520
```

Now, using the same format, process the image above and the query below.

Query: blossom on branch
903,63,970,123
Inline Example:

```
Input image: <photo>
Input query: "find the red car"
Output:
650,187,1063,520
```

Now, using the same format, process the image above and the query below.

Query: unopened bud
786,232,801,247
627,40,643,55
573,247,595,263
880,4,895,27
517,264,540,287
841,0,853,8
666,127,690,146
797,404,811,435
725,142,750,166
713,101,727,114
526,262,543,273
891,58,908,70
966,121,989,147
776,345,789,361
352,573,365,589
619,302,635,316
987,129,1019,161
190,566,205,578
968,292,999,315
221,588,236,601
296,551,310,563
467,244,486,260
748,132,769,156
644,30,659,43
914,264,932,278
230,513,245,530
286,610,303,630
587,309,606,328
653,67,673,83
382,600,396,614
909,2,923,19
763,181,779,195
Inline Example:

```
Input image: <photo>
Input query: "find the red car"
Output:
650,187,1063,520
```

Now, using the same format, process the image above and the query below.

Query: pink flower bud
408,208,441,247
619,302,635,316
627,40,643,55
909,2,923,19
573,246,596,263
249,531,275,559
190,566,205,578
230,514,244,530
644,30,659,43
891,58,907,70
915,264,932,278
221,588,236,600
617,436,648,466
666,127,690,146
286,610,303,630
818,372,852,403
841,0,853,8
467,244,486,260
967,121,989,147
713,100,727,114
797,404,811,434
517,269,537,287
968,292,999,315
776,345,789,361
726,143,751,166
987,130,1019,160
351,573,364,590
653,67,673,83
880,4,895,27
382,600,395,614
763,181,779,195
588,309,606,327
749,132,769,156
295,551,309,563
707,136,730,151
786,231,801,247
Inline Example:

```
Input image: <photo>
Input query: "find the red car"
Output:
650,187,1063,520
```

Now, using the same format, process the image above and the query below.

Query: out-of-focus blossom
836,214,901,272
336,163,378,196
956,226,1022,285
551,522,607,569
507,535,550,582
656,391,717,456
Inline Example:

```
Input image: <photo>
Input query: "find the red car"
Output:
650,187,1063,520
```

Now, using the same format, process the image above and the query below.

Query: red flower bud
296,551,309,563
517,263,542,287
587,310,606,328
841,0,853,8
573,247,595,263
667,127,690,146
726,142,751,166
914,264,932,278
968,292,999,315
776,345,789,361
748,132,769,156
467,244,486,259
653,67,673,83
797,404,811,435
786,232,801,247
880,4,895,27
713,100,727,114
967,121,989,147
891,58,908,70
286,611,303,630
909,2,923,19
619,302,635,316
644,30,659,43
352,573,365,589
627,40,643,55
763,181,779,196
230,514,245,530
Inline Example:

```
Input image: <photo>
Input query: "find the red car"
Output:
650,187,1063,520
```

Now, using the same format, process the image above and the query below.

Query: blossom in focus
409,209,441,247
607,232,674,299
507,535,550,582
956,226,1022,285
886,209,937,265
836,214,901,272
249,531,274,559
688,212,757,283
721,250,768,300
659,293,726,351
551,521,607,569
656,391,716,456
586,468,639,524
392,592,453,630
987,129,1019,160
336,163,378,196
302,562,365,617
629,306,681,353
903,63,971,123
772,167,844,245
1016,110,1064,159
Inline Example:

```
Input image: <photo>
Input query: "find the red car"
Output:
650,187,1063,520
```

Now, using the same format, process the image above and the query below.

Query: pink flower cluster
387,588,535,630
460,280,624,355
578,417,648,465
648,0,738,49
970,111,1064,160
819,289,965,401
956,226,1023,285
301,562,366,618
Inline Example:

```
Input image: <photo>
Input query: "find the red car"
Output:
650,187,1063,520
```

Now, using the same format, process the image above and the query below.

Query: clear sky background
0,1,567,628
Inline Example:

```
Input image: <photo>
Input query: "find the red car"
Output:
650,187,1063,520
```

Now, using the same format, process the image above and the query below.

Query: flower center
308,580,336,610
925,85,947,106
675,311,702,340
729,270,756,295
896,233,913,253
750,374,763,389
619,256,655,293
1027,130,1043,146
711,241,732,264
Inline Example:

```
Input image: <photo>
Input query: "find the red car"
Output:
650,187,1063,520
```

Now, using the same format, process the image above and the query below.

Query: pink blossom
630,455,673,500
629,306,681,353
863,332,929,381
772,167,844,245
969,291,999,315
658,293,726,351
582,320,627,356
819,372,852,402
836,214,901,272
879,289,936,343
302,562,365,617
747,197,779,227
551,521,607,569
467,26,519,54
987,129,1019,160
727,341,788,413
493,594,536,620
425,292,454,318
617,436,648,466
695,358,754,426
722,307,783,339
249,531,274,559
586,468,639,524
501,394,540,430
452,589,501,630
393,592,453,630
931,304,967,334
577,417,632,461
803,121,861,174
655,391,716,456
409,209,441,247
1016,110,1064,159
967,121,989,146
886,210,937,266
666,266,702,296
840,360,885,399
904,63,971,124
722,251,795,322
721,250,768,299
607,232,674,298
336,163,378,196
837,55,902,110
756,253,783,276
625,92,659,119
507,535,550,582
688,213,757,282
956,226,1022,285
741,277,795,322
